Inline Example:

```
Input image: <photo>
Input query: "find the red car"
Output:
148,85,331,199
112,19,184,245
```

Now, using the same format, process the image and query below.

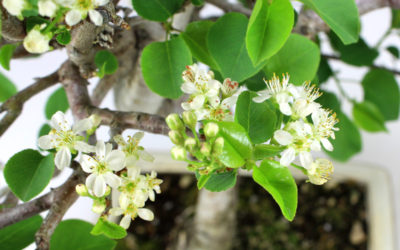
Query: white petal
181,102,191,111
310,140,321,151
252,91,270,103
321,138,333,151
96,140,106,158
73,118,92,133
127,165,141,179
280,148,295,166
65,10,82,26
89,10,103,26
109,207,124,216
181,82,197,94
221,95,237,109
50,111,70,131
279,102,292,116
208,95,221,108
148,190,155,202
138,150,154,162
94,0,109,6
133,132,144,141
299,151,313,170
138,208,154,221
80,154,95,173
85,173,97,191
93,175,106,197
38,135,55,150
74,141,95,153
105,143,113,155
105,150,125,171
120,214,131,229
119,193,130,209
125,156,138,167
55,147,71,170
191,95,205,110
274,130,293,146
103,172,121,188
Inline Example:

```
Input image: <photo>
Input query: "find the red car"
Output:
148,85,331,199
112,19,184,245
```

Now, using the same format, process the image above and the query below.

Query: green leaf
241,70,266,91
325,112,361,162
353,101,387,132
252,159,297,221
50,220,116,250
56,29,71,45
131,0,185,22
0,215,43,250
387,46,399,58
208,13,265,82
0,72,16,102
235,91,277,144
141,35,192,99
328,32,378,66
91,217,127,239
45,87,69,120
203,171,238,192
316,56,333,85
197,173,212,189
300,0,360,44
264,34,320,85
191,0,204,6
0,44,18,70
392,9,400,28
246,0,294,65
95,50,119,76
182,21,218,69
361,69,399,121
216,121,253,168
317,91,341,114
253,144,285,160
4,149,55,201
26,16,49,32
38,124,51,138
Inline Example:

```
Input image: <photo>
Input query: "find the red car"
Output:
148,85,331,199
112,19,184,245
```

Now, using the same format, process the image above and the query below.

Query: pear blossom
80,140,125,197
291,82,321,119
38,0,58,17
144,171,163,201
253,74,295,116
307,158,334,185
199,94,237,121
109,202,154,229
23,26,52,54
311,108,339,151
64,0,109,26
2,0,27,18
38,111,95,170
181,64,221,111
114,132,154,167
221,78,239,98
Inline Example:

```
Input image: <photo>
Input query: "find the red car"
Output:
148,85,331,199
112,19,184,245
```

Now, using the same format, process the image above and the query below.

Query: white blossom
23,26,52,54
38,0,58,17
64,0,109,26
2,0,27,18
114,132,154,167
291,82,321,119
80,140,125,197
311,108,339,151
307,158,334,185
38,111,95,170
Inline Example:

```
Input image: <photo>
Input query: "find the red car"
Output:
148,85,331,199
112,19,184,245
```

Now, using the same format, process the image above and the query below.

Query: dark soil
119,174,368,250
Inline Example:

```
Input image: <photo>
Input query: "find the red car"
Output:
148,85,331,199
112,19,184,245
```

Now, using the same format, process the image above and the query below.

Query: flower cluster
181,64,241,122
3,0,109,53
253,74,339,185
38,111,162,229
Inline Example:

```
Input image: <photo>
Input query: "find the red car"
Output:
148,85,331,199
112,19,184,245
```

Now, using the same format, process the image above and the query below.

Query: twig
205,0,252,16
0,71,59,136
0,4,26,41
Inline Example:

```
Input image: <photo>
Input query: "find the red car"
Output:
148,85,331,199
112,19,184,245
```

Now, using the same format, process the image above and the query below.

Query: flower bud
212,137,224,155
92,200,106,214
75,184,89,196
166,114,184,131
200,142,212,157
171,146,187,160
182,110,197,130
204,122,219,138
169,130,184,145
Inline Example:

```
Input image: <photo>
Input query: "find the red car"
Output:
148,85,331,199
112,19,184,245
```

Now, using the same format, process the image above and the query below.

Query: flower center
77,0,93,10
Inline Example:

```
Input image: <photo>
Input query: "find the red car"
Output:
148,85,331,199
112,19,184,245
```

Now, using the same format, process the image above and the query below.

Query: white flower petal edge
280,147,295,166
55,147,71,170
88,10,103,26
66,10,82,26
138,208,154,221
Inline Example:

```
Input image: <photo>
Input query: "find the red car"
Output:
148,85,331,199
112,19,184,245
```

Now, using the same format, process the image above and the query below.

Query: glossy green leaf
329,32,378,66
0,215,43,250
142,36,192,99
246,0,294,65
316,56,333,85
353,101,387,132
241,70,266,91
182,21,218,69
0,72,16,102
208,13,265,82
51,220,116,250
317,91,341,114
216,121,253,168
56,29,71,45
253,144,285,160
26,16,49,32
325,112,361,162
252,159,297,221
45,87,69,120
191,0,204,6
264,34,320,85
197,173,212,189
387,46,399,58
300,0,360,44
361,69,399,121
202,171,237,192
235,91,277,144
91,217,127,239
131,0,185,22
392,9,400,28
0,44,18,70
38,124,51,138
4,150,55,201
95,50,119,77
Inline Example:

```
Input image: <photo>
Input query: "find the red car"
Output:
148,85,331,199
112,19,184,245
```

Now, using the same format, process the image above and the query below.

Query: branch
0,164,85,229
0,72,59,136
323,54,400,76
0,4,26,41
205,0,252,16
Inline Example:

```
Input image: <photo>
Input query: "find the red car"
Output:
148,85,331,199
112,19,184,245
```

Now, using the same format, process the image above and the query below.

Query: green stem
43,9,66,34
332,73,355,103
375,28,392,49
